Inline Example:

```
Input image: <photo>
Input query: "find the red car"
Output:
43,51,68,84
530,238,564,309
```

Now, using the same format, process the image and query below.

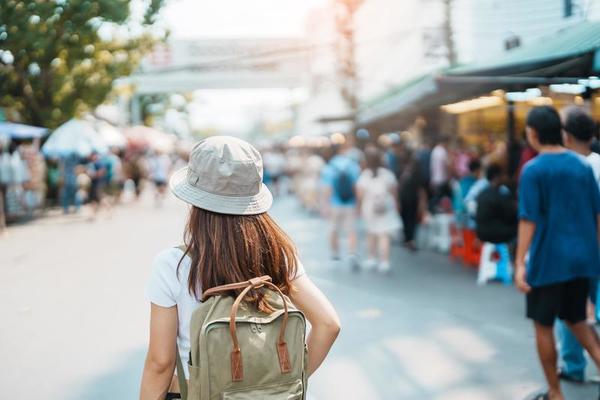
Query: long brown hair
178,206,298,311
364,146,382,177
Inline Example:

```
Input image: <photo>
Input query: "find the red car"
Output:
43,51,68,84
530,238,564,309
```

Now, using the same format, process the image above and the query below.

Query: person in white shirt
356,147,400,273
556,105,600,384
430,136,451,208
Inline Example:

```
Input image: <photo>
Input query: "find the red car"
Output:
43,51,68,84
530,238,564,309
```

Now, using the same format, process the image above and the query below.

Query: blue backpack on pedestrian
332,164,355,204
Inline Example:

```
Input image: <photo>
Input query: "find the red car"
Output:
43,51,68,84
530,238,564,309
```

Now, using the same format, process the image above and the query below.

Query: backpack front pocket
221,379,303,400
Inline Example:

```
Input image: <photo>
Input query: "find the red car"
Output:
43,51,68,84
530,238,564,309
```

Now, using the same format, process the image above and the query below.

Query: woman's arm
140,304,178,400
290,275,341,376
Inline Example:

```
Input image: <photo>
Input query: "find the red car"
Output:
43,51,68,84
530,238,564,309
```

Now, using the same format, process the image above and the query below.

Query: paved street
1,192,598,399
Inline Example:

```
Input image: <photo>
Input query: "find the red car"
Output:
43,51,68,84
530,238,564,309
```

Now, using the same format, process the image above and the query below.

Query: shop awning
357,73,437,127
443,21,600,80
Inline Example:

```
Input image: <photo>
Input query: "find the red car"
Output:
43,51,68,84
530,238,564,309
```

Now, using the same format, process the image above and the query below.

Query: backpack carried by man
175,275,308,400
332,164,355,204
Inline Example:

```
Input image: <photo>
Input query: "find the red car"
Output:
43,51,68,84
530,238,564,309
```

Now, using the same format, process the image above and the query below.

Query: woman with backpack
356,147,400,273
140,136,341,400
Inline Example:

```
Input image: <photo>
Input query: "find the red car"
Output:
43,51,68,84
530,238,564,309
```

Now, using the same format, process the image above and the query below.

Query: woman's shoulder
146,246,188,307
153,246,187,266
150,246,189,281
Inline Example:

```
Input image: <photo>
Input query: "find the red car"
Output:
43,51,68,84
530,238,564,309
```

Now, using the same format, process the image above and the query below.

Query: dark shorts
154,179,167,188
526,278,590,327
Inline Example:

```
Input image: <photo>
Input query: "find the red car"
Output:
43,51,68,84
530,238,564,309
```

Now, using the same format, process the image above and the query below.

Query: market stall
0,122,49,221
42,118,108,158
123,125,176,154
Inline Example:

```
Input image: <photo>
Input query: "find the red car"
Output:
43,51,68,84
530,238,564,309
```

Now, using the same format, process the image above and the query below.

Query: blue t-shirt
519,151,600,287
321,154,361,207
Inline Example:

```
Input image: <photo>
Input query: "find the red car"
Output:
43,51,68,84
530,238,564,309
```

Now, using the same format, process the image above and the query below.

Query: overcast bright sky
158,0,327,134
161,0,327,38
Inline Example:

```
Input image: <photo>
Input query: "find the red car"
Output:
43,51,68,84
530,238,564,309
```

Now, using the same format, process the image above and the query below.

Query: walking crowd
0,142,178,231
267,104,600,400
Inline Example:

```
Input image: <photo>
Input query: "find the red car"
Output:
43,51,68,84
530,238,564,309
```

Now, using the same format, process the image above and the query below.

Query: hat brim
169,166,273,215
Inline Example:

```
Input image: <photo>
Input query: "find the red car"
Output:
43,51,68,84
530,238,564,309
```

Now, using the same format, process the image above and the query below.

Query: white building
452,0,593,65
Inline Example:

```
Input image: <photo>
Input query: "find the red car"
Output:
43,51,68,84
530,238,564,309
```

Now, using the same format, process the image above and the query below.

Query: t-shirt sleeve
385,169,398,189
588,167,600,215
356,171,367,191
518,166,541,222
320,165,332,187
352,162,362,183
293,259,306,280
145,250,182,307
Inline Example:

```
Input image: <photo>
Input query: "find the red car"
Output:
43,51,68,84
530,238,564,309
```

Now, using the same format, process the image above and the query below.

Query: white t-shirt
145,247,305,378
586,152,600,189
430,145,448,185
149,154,171,182
356,168,397,216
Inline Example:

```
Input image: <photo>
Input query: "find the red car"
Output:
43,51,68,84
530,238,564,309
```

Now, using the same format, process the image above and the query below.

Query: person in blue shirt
515,106,600,400
321,137,362,270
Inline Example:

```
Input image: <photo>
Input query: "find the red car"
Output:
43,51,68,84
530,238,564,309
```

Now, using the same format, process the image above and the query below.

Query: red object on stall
462,229,482,268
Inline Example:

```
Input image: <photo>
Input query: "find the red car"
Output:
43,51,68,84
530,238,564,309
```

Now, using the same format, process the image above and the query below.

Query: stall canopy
123,125,176,153
95,121,126,148
42,119,108,157
358,73,438,128
0,122,48,139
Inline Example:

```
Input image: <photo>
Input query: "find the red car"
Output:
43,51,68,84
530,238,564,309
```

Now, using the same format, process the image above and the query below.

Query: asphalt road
1,191,597,399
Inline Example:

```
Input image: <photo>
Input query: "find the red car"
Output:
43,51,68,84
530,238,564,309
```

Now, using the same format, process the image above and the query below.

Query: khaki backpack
175,275,308,400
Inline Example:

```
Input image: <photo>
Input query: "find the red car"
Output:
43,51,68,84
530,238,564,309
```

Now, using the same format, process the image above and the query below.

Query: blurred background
3,0,600,399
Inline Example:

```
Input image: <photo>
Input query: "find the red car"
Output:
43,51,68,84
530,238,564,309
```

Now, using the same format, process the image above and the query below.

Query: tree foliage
0,0,166,128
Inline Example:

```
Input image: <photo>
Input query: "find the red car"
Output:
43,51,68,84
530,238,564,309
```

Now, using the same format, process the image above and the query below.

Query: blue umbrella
0,122,48,139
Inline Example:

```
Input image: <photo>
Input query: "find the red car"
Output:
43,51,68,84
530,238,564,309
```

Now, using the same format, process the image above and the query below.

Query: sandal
532,392,549,400
557,369,585,384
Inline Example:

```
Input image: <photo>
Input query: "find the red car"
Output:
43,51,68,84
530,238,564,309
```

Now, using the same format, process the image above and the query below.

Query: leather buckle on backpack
248,276,270,288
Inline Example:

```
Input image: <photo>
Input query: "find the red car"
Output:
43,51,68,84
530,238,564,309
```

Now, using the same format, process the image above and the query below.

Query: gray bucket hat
169,136,273,215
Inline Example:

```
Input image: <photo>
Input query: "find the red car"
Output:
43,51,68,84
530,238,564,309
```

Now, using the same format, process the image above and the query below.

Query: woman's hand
140,304,178,400
290,274,341,377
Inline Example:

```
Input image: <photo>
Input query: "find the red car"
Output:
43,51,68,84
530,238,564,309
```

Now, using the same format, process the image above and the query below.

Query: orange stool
462,229,482,268
449,223,464,261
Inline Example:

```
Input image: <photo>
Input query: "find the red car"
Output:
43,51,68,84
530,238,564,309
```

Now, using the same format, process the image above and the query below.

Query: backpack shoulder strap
176,348,188,400
174,244,189,399
201,275,272,301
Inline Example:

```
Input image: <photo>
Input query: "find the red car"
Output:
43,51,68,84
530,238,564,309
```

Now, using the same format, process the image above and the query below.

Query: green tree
0,0,166,128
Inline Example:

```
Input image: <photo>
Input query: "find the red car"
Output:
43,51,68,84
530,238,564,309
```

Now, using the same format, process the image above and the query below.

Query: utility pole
335,0,362,128
442,0,457,66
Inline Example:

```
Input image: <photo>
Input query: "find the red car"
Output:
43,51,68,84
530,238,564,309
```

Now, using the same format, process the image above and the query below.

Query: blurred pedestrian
125,153,146,200
430,136,451,210
321,137,361,269
515,106,600,400
61,153,81,214
356,147,400,273
104,147,125,204
148,151,171,207
398,149,427,251
140,136,340,399
453,158,481,226
555,106,600,383
263,146,287,197
45,157,61,207
474,164,516,284
87,151,107,220
474,164,516,244
0,140,9,235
